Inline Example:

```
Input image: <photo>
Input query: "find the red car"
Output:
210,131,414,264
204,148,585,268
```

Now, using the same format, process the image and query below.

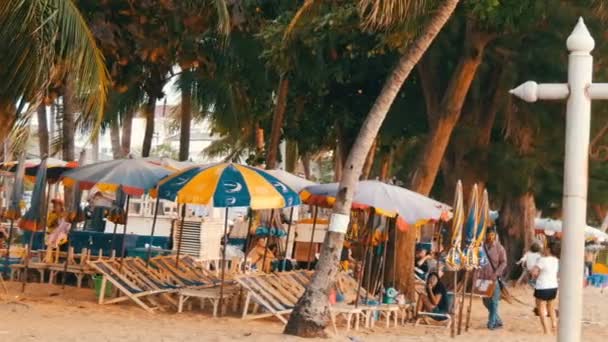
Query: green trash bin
93,275,113,298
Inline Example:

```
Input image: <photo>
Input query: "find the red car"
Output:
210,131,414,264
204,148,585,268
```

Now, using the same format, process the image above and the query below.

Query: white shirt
535,256,559,290
520,251,542,270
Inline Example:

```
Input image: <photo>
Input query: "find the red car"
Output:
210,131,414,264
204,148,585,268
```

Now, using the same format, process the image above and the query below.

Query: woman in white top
531,241,560,334
515,243,542,287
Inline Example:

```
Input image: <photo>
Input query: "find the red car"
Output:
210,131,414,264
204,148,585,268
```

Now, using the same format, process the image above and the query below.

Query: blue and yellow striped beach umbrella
155,163,301,209
446,181,464,271
475,189,490,267
462,184,479,270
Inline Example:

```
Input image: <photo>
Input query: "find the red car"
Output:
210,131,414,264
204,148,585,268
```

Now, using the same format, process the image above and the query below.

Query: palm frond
202,133,250,163
283,0,323,44
0,0,109,143
358,0,430,30
213,0,231,37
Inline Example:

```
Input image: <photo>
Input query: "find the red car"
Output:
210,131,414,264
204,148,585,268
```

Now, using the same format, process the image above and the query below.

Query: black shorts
534,288,558,301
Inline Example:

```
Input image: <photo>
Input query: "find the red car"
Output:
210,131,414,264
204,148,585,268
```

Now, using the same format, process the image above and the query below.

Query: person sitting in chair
420,272,449,319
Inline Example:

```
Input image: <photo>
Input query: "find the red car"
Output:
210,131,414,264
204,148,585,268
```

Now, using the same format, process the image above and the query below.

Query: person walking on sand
479,226,507,330
531,241,560,334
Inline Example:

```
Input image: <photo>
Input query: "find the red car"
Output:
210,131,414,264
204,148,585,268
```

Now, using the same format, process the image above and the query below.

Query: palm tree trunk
62,90,75,161
266,76,290,169
302,153,312,180
92,133,100,162
286,140,298,173
110,119,122,158
409,24,492,196
361,138,378,180
179,82,192,161
333,143,343,182
62,85,75,206
36,104,49,157
284,1,459,336
141,97,156,157
121,111,133,157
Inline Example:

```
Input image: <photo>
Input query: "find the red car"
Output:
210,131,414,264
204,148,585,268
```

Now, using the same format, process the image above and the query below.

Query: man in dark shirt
479,226,507,330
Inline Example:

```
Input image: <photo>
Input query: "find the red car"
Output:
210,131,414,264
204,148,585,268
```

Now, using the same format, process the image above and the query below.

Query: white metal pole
559,18,594,342
510,18,597,342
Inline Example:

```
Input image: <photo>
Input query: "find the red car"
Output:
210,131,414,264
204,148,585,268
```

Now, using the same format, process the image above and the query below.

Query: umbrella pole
457,270,469,335
306,206,318,270
21,231,36,293
465,269,478,332
175,204,186,268
375,217,392,299
392,215,398,288
355,210,374,307
219,207,229,317
3,219,14,278
242,209,253,254
364,211,376,303
110,222,118,254
261,209,274,273
119,195,131,271
451,270,457,338
283,207,294,271
41,183,52,237
146,195,161,267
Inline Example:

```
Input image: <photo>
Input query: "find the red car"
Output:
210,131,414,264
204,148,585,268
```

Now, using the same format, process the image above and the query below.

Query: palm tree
0,0,109,144
284,0,460,336
36,104,49,156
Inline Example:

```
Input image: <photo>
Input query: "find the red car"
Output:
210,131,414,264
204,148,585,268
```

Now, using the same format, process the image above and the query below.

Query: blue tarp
21,231,170,256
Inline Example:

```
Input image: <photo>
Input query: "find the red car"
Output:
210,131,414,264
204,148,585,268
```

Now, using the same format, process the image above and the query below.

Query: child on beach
516,243,542,287
531,241,560,334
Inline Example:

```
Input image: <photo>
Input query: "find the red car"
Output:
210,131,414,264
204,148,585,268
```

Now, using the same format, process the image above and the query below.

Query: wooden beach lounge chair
48,248,97,288
177,285,241,317
237,270,362,333
88,258,179,313
149,255,220,287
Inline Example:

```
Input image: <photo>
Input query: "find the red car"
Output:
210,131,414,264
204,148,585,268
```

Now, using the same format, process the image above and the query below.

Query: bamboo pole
218,207,230,316
20,232,36,292
118,195,131,271
260,209,274,273
465,269,478,332
457,270,469,335
451,271,457,338
355,209,375,307
282,207,295,271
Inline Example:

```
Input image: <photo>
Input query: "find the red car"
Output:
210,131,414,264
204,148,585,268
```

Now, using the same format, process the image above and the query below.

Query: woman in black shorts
531,242,560,334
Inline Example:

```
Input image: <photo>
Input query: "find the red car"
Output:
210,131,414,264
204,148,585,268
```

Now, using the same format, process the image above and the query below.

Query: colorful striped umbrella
475,190,490,267
154,163,300,314
143,157,196,172
265,169,317,193
3,153,26,220
2,153,26,276
445,181,464,271
62,159,172,196
461,184,479,270
156,163,301,209
0,157,78,183
19,158,48,232
301,180,450,231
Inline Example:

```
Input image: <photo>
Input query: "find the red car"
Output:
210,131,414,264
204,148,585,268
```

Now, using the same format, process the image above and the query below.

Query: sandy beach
0,281,604,342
